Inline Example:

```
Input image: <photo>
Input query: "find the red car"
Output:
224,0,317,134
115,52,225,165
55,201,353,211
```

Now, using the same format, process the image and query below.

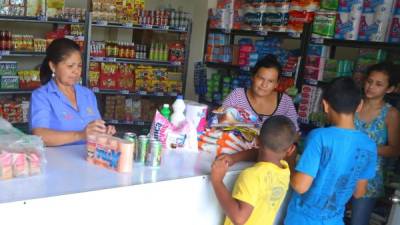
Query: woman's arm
379,107,400,157
32,128,84,147
33,120,107,147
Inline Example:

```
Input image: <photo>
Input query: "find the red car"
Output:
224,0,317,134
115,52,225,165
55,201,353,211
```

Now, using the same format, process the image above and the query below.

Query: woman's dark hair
40,38,81,85
251,54,282,78
366,61,399,88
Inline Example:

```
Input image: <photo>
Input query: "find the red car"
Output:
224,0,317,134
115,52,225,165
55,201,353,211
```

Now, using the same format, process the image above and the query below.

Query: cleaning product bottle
171,95,186,126
160,104,171,121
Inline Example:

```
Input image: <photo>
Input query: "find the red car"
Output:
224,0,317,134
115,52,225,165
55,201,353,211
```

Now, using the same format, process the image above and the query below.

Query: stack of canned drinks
123,132,162,167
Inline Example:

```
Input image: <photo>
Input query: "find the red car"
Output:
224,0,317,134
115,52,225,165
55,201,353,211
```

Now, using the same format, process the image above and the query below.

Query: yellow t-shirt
224,161,290,225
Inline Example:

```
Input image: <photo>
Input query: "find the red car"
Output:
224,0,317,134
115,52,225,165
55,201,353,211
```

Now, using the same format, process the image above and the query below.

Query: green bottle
160,103,171,121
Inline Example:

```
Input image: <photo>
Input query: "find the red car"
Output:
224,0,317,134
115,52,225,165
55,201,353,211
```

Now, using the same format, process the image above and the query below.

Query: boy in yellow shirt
211,115,297,225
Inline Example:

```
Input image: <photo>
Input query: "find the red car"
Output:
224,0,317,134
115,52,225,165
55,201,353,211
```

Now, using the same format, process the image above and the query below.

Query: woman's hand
106,125,116,136
84,120,107,138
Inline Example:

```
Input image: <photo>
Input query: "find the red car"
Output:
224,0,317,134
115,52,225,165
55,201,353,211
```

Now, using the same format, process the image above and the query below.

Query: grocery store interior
0,0,399,224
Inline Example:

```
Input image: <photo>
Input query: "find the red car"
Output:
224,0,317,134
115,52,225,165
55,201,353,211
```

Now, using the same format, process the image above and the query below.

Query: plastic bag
0,117,46,180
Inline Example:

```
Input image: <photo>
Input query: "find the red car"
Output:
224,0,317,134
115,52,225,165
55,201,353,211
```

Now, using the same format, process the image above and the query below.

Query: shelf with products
86,2,192,126
89,56,182,67
320,39,400,51
0,15,85,25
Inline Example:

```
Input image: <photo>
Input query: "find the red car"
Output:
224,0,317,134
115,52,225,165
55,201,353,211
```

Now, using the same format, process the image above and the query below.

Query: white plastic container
171,95,186,126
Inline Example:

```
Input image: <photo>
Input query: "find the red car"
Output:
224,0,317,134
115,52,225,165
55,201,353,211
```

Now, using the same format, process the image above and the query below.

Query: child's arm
290,172,314,194
353,179,368,198
217,148,258,166
211,158,253,225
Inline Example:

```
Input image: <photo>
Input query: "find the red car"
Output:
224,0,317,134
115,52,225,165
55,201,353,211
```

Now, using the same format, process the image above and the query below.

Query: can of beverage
145,140,162,167
123,132,137,157
136,135,149,163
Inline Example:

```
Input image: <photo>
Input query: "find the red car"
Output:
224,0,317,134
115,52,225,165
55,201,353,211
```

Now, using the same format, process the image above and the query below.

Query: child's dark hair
259,115,296,153
40,38,81,85
323,77,362,114
252,54,282,78
366,62,399,88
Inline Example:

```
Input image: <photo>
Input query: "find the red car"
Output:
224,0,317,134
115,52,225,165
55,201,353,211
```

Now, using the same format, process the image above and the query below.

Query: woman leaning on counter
29,38,116,146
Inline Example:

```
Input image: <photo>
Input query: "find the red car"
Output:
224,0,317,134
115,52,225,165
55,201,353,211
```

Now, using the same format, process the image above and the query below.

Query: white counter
0,145,253,225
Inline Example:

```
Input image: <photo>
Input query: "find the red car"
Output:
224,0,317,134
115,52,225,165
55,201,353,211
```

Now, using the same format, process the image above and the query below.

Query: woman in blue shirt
29,38,116,146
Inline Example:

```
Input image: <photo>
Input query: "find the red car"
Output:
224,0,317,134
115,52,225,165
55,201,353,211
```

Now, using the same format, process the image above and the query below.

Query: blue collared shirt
29,79,101,145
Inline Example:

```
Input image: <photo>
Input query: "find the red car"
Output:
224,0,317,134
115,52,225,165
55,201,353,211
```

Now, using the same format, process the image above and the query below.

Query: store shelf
205,62,240,70
105,119,151,126
90,56,183,67
91,88,179,97
0,15,84,24
208,28,301,39
92,21,188,33
0,89,34,94
0,51,46,57
322,39,400,51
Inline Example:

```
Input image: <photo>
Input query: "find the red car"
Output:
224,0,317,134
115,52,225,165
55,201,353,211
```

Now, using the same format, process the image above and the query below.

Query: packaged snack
312,11,337,38
0,118,46,180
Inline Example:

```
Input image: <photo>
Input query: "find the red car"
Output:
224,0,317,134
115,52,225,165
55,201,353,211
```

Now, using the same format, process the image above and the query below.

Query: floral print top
355,103,391,198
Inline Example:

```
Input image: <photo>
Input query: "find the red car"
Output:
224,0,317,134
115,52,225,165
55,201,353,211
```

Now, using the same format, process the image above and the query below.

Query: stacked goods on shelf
102,95,165,123
205,33,231,63
90,40,181,62
88,62,135,91
0,98,29,124
0,61,18,89
311,0,400,42
388,0,400,43
91,0,191,29
135,66,182,94
0,25,84,53
288,0,319,33
0,118,45,180
303,44,329,81
0,0,85,19
18,70,40,89
208,0,242,30
209,0,317,33
88,62,183,94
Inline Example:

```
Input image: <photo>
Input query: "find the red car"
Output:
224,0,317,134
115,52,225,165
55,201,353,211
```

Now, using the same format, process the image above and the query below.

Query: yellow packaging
46,0,65,17
27,0,45,17
153,68,168,81
135,66,154,80
167,80,183,93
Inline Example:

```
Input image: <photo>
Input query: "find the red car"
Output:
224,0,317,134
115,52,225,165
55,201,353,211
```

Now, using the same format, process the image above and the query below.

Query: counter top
0,145,252,204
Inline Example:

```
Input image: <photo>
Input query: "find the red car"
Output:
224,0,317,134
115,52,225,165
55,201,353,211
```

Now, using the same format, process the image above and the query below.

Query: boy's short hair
259,115,296,153
323,77,362,114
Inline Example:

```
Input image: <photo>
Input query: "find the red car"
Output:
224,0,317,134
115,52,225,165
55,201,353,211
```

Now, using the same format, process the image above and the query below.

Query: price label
97,20,108,26
110,120,118,124
178,26,186,31
0,51,10,56
105,57,117,62
256,31,268,36
70,18,79,23
37,16,47,21
91,57,104,62
142,24,153,29
120,90,129,95
313,38,324,44
171,61,182,66
160,25,169,30
240,66,251,71
169,92,178,97
136,121,145,126
289,32,301,38
123,22,133,28
138,91,147,96
92,87,100,93
155,92,164,96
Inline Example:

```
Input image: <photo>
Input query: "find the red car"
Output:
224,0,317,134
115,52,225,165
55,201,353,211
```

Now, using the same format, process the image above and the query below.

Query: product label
363,0,384,13
95,147,121,169
388,17,400,42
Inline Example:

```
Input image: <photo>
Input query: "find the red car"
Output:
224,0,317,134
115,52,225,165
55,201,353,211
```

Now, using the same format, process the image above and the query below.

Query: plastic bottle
171,95,186,126
160,103,171,121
